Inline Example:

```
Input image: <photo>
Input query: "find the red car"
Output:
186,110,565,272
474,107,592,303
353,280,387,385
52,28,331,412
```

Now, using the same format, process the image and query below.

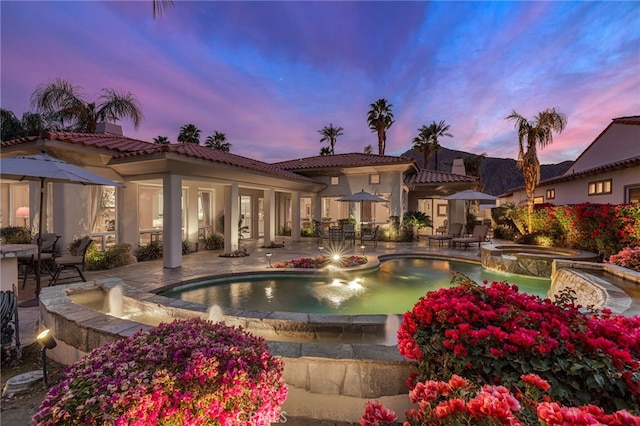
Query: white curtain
89,186,104,233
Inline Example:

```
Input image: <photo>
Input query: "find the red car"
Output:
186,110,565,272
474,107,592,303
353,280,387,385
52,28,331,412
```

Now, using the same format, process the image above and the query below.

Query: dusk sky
1,1,639,164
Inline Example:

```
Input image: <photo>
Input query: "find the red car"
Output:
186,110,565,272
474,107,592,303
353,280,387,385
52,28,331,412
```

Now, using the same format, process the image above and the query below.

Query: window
545,189,555,200
626,185,640,203
369,174,380,184
330,176,339,185
534,196,544,204
588,179,612,195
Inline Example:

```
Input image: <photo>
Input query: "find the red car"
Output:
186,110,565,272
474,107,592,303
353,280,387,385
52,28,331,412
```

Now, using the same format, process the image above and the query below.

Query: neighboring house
499,116,640,206
1,130,478,269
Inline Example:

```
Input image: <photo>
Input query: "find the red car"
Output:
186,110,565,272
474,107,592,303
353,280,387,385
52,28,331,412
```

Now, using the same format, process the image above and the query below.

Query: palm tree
426,120,453,171
153,0,174,18
318,123,344,155
412,125,433,169
1,109,24,141
319,146,332,156
154,136,170,145
30,78,143,133
205,131,231,152
363,144,373,154
177,124,201,144
506,108,567,233
366,98,394,155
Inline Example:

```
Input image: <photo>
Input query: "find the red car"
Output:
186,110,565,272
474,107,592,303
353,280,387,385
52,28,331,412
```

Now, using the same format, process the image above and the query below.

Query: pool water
161,258,551,315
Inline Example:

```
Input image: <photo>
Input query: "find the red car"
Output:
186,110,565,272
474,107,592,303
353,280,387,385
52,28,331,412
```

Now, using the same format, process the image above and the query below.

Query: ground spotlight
266,252,272,268
360,245,366,256
36,329,57,387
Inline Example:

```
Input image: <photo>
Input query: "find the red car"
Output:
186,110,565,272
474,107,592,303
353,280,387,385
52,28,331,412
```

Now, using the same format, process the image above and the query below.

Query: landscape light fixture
266,252,272,268
360,245,366,256
36,329,57,387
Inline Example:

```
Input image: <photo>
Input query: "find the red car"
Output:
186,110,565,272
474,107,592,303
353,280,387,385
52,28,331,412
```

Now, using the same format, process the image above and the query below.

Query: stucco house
1,128,478,269
498,115,640,206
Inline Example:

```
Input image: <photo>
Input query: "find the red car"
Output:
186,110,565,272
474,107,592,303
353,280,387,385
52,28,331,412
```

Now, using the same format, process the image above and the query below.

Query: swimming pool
161,258,550,315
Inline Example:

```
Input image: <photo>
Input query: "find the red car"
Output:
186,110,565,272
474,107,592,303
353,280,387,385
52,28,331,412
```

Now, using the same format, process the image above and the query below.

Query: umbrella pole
35,177,44,296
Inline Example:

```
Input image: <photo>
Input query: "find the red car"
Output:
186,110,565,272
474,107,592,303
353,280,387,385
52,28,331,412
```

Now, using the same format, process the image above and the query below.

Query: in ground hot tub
481,244,598,278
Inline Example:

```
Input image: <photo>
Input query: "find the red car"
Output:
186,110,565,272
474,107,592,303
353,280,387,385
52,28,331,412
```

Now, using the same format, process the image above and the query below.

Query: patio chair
427,223,463,247
19,233,60,288
314,221,329,244
328,226,344,243
360,225,379,248
451,224,489,250
342,223,356,246
49,236,93,286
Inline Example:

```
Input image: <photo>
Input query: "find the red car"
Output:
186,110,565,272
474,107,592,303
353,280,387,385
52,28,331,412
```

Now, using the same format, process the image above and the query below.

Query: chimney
95,122,123,136
451,158,466,175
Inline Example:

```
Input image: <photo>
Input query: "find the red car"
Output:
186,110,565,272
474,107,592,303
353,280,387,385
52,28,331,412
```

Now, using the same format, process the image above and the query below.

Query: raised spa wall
38,279,414,422
481,244,599,278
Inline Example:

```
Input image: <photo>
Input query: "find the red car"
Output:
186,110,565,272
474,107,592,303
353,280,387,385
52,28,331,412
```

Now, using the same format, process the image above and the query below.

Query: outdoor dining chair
341,223,356,246
19,233,60,288
49,236,93,286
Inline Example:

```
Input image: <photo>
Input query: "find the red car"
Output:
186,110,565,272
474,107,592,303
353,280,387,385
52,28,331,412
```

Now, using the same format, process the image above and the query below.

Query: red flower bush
607,245,640,272
34,318,287,425
272,255,367,269
397,273,640,412
361,374,640,426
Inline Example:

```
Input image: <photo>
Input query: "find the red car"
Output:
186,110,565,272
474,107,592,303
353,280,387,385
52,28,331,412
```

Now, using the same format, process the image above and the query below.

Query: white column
291,191,301,242
117,183,139,249
162,174,182,268
263,188,275,246
186,183,199,248
224,184,239,252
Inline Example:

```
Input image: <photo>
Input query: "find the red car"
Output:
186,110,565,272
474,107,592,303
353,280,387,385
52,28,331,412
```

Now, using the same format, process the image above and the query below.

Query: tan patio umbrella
337,190,388,227
0,151,120,303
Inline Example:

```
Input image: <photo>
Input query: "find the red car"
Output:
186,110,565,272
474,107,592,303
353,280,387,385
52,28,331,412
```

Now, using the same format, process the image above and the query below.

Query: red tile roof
612,115,640,125
1,132,320,184
274,153,415,170
405,170,478,185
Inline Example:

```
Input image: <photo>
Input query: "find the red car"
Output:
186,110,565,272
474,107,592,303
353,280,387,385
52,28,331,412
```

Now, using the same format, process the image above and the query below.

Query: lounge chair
427,223,463,247
49,236,93,286
360,225,379,248
451,225,490,250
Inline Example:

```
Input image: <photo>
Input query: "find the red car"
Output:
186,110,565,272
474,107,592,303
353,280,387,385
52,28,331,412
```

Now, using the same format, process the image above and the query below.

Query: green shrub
492,224,516,240
202,232,224,250
279,224,291,236
135,241,163,261
0,226,32,244
86,244,134,271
